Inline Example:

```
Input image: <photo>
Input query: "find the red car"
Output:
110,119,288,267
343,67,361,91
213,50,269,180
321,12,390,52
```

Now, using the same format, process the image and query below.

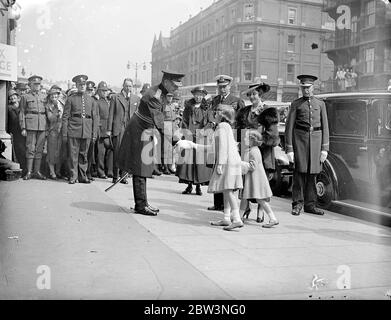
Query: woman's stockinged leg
223,191,231,222
257,200,277,221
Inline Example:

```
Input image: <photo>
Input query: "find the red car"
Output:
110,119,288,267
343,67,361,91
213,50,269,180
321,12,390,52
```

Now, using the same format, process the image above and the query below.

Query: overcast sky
16,0,214,88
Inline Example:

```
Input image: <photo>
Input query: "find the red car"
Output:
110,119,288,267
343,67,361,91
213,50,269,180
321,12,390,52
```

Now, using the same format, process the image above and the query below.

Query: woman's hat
8,89,19,97
191,86,208,95
243,82,270,96
48,87,61,96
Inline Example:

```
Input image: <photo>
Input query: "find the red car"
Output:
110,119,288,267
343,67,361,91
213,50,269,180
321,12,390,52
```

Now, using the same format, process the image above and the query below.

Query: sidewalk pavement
0,175,390,300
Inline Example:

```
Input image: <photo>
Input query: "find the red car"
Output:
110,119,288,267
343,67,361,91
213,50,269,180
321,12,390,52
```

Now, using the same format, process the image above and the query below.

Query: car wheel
316,167,336,209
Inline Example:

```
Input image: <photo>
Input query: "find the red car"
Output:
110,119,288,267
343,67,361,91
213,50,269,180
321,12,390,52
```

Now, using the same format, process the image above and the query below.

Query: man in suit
94,81,111,179
107,78,140,184
86,80,97,181
19,75,48,180
117,70,185,216
207,74,245,211
285,74,330,216
62,75,99,184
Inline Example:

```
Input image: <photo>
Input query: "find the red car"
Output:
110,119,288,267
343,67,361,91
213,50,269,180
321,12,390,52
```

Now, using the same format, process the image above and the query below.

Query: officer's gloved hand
287,152,294,163
320,151,328,163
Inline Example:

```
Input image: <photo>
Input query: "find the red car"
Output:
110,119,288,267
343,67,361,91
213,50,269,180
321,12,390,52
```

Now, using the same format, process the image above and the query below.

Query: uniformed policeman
117,70,185,216
284,75,330,216
62,75,99,184
19,75,48,180
86,81,96,97
207,74,245,211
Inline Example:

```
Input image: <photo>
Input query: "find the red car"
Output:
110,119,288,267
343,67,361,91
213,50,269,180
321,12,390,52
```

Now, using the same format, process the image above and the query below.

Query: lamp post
127,61,146,94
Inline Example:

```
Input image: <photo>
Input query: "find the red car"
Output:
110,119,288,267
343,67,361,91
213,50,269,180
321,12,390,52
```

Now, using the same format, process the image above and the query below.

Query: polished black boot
195,184,202,196
182,183,193,194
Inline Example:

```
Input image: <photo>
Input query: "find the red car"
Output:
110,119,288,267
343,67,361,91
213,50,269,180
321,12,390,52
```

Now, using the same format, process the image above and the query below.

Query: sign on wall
0,43,17,81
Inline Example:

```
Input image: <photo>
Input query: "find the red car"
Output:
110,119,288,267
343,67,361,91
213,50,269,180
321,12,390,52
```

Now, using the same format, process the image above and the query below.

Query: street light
127,61,146,93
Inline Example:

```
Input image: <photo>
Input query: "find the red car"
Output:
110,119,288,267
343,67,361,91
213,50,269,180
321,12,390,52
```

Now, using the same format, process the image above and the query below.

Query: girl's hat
8,89,19,97
48,87,61,96
191,86,208,95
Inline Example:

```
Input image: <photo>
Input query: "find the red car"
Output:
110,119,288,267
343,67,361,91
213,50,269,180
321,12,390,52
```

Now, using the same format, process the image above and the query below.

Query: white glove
287,152,294,163
175,140,195,150
320,151,328,163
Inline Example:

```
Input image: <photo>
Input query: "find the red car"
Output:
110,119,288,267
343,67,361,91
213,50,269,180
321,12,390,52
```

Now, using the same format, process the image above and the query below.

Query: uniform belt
295,124,321,132
72,114,92,119
27,111,46,115
135,110,154,125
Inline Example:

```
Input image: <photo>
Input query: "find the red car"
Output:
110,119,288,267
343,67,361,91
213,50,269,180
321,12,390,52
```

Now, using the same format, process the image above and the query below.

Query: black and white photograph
1,0,391,305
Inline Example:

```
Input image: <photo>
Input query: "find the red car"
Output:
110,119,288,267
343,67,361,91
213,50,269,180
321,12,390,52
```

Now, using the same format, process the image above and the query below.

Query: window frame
288,7,297,25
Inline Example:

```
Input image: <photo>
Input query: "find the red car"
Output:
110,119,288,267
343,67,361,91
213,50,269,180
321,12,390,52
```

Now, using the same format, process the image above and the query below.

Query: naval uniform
117,84,167,211
284,96,329,210
62,92,98,182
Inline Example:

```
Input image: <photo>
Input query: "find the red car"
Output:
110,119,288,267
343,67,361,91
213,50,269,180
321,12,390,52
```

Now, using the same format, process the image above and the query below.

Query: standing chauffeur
117,71,185,216
62,75,99,184
107,78,140,184
285,75,329,216
19,75,48,180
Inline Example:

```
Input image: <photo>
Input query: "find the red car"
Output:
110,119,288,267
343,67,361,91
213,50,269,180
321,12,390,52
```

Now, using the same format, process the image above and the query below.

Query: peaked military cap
28,75,43,84
297,74,318,87
215,74,233,86
162,70,185,87
72,74,88,84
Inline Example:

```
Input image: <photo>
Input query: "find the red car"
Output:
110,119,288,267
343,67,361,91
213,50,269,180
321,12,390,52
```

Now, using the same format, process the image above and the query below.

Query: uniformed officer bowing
62,75,99,184
284,75,329,216
117,70,185,216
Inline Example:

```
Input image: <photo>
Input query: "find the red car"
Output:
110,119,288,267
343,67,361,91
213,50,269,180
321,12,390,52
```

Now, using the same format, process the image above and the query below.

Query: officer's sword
104,173,129,192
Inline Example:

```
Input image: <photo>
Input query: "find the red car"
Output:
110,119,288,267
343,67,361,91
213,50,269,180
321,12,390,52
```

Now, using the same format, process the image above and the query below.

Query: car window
326,99,366,136
372,98,391,137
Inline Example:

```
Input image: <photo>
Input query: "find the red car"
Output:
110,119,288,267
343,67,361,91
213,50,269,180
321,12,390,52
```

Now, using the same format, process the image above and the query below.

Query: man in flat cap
62,75,99,184
106,78,140,184
285,74,329,216
95,81,112,179
19,75,48,180
117,70,185,216
207,74,245,211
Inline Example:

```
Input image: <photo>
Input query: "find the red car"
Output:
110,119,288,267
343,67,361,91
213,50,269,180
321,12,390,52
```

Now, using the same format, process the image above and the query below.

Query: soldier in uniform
207,74,245,211
117,70,185,216
107,78,140,184
285,75,329,216
62,75,99,184
95,81,111,179
19,75,48,180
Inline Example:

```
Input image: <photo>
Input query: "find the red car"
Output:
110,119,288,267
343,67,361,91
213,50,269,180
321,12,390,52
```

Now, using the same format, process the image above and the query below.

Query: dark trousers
112,129,125,179
87,140,96,178
25,130,46,159
132,175,147,210
292,170,317,209
68,137,91,181
96,137,112,177
214,193,224,209
11,132,26,171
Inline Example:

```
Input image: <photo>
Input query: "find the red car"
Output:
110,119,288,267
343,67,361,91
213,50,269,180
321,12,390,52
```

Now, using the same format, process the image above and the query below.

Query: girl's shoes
223,221,244,231
262,220,279,228
256,206,264,223
210,220,230,226
49,173,57,180
242,208,250,220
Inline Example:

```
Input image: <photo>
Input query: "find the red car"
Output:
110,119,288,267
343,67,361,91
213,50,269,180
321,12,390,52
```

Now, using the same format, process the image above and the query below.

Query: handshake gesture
174,140,196,150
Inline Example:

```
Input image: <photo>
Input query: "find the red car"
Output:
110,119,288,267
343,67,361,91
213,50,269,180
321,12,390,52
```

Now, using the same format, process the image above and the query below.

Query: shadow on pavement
285,225,391,246
71,201,127,214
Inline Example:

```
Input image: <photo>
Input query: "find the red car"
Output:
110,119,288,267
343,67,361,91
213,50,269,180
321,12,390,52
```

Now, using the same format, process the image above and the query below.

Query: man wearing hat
94,81,112,179
207,74,245,211
106,78,140,184
285,74,329,216
85,80,98,180
62,75,99,184
19,75,48,180
117,70,185,216
86,81,96,97
15,82,29,96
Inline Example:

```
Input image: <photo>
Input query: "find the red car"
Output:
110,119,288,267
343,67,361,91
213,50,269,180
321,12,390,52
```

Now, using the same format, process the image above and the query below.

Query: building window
365,47,375,73
243,32,254,50
229,63,234,75
216,18,219,32
231,8,236,24
287,35,295,52
244,3,255,21
195,50,198,64
288,8,297,25
365,0,376,27
191,51,193,63
243,61,253,82
384,47,391,72
287,64,295,83
222,15,225,27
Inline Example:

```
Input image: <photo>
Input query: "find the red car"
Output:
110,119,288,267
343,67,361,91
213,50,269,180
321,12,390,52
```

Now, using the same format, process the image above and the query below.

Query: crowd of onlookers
334,66,358,92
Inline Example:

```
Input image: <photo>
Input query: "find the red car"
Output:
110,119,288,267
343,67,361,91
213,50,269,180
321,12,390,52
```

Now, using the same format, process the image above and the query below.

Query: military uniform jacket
19,91,47,131
62,92,98,139
207,93,245,129
107,92,140,136
117,84,167,178
284,96,329,174
96,97,110,138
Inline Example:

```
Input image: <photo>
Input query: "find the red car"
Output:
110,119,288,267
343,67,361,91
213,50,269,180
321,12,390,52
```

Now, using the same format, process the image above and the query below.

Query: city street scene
1,0,391,302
